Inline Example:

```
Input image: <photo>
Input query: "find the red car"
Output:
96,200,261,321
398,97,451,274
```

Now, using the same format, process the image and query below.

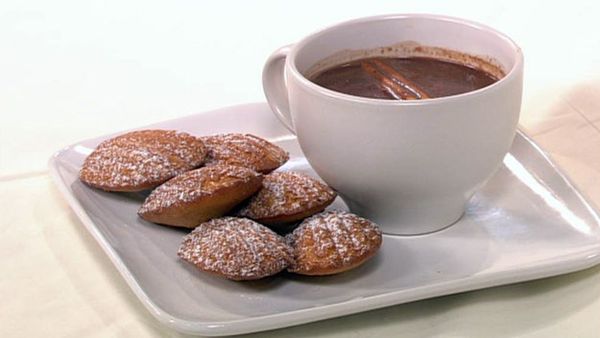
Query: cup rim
287,13,523,106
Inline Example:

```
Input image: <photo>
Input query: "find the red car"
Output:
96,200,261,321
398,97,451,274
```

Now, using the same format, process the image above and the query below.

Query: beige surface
2,1,600,337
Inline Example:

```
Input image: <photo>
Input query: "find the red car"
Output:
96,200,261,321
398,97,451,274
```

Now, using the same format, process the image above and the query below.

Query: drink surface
310,57,499,100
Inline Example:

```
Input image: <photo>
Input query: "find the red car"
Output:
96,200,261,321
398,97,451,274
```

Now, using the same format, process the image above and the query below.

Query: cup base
381,210,465,236
344,196,467,235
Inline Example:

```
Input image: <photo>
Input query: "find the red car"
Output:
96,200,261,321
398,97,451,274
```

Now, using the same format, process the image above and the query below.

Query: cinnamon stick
361,59,430,100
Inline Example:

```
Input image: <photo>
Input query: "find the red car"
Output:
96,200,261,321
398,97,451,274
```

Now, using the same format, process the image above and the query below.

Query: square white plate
49,102,600,336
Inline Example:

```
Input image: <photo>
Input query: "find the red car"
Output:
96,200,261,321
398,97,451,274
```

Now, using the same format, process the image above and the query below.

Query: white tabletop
2,1,600,337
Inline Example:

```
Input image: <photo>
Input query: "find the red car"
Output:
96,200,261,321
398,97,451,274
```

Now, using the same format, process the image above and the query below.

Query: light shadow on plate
177,260,288,291
282,252,384,286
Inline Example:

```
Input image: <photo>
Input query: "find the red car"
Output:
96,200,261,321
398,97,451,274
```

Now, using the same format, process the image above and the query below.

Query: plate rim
48,102,600,336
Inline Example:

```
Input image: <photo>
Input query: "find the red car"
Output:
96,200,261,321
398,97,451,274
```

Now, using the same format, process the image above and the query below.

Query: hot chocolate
310,56,499,100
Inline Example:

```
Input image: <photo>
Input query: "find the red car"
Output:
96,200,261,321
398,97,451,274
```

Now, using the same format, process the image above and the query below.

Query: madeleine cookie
238,171,336,225
138,165,262,228
79,130,207,192
202,133,289,173
286,211,382,276
178,217,294,280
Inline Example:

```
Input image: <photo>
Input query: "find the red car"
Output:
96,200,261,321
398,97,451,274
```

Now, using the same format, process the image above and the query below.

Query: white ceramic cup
263,14,523,235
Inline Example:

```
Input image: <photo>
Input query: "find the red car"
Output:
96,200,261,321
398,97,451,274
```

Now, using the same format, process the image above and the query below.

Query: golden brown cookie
238,171,337,225
79,130,207,192
286,211,382,276
202,133,289,173
177,217,294,280
138,165,262,228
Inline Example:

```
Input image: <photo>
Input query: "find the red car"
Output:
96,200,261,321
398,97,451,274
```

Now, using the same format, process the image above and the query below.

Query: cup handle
263,45,295,134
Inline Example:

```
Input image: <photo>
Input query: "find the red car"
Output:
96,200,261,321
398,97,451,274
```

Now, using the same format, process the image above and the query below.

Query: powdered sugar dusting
286,211,382,274
178,217,294,280
79,130,206,191
202,133,289,173
139,165,261,214
238,171,336,219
